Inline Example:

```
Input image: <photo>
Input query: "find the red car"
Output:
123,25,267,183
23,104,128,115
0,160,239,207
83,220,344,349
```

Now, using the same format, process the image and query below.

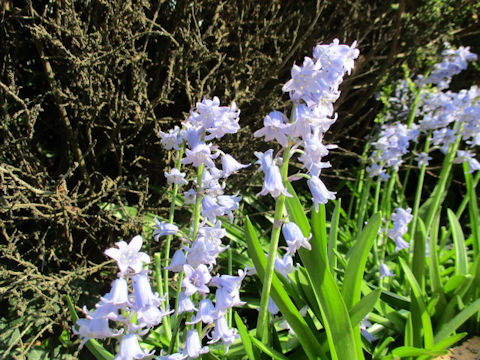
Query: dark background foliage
0,0,478,357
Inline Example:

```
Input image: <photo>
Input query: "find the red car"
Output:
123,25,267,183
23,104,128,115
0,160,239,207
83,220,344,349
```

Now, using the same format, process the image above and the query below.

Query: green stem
424,121,463,233
192,163,205,239
256,144,291,342
355,177,372,234
409,134,431,242
464,162,480,256
162,146,184,337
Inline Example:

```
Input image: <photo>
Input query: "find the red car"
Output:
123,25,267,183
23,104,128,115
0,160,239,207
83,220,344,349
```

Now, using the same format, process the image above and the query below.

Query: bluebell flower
104,235,150,275
183,330,209,358
186,298,216,325
454,150,480,173
282,222,312,255
132,273,161,309
176,292,197,314
182,264,211,296
74,317,123,345
221,154,249,178
100,278,129,307
115,333,154,360
153,219,179,241
379,263,395,279
207,315,239,353
255,150,291,198
165,168,188,185
387,207,413,252
307,175,336,211
274,253,294,280
165,249,186,272
182,143,217,168
253,111,290,147
159,126,184,150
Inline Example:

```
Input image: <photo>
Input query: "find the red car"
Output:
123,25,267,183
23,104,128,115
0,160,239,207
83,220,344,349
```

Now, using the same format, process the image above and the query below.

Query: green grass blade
349,289,381,326
285,187,361,360
412,216,426,290
428,213,445,305
372,336,395,360
399,259,434,348
244,216,325,360
234,312,258,360
434,297,480,343
311,203,329,264
392,346,447,358
328,200,341,275
342,213,381,310
447,208,468,275
250,336,290,360
65,295,114,360
464,162,480,255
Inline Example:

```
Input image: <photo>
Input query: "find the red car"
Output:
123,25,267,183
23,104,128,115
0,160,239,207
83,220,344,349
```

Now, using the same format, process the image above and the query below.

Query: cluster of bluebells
74,235,171,359
156,96,250,358
253,39,364,336
254,39,360,210
367,44,479,180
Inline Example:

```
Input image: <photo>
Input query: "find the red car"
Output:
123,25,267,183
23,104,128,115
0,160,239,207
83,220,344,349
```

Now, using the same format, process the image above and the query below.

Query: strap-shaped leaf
392,346,447,357
447,208,468,275
234,312,258,360
399,259,434,348
250,335,290,360
434,297,480,343
244,216,325,360
349,289,381,326
284,185,361,360
342,213,381,310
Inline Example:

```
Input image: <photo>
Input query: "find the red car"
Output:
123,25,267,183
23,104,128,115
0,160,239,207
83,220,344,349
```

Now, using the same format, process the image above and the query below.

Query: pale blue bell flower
114,333,154,360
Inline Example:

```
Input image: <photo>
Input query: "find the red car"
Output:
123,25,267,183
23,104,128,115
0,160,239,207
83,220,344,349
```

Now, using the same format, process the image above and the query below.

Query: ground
435,337,480,360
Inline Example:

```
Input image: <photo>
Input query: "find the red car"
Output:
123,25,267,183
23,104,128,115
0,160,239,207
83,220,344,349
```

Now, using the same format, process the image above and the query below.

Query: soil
434,337,480,360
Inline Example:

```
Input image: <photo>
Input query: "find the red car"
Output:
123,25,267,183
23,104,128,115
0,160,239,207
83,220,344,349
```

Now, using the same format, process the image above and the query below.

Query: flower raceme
75,40,360,359
368,44,479,180
254,39,359,209
154,96,248,357
74,236,169,358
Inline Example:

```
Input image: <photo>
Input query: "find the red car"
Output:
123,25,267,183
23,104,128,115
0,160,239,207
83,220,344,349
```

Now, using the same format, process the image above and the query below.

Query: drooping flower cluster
368,44,479,179
74,235,171,359
251,39,358,338
417,44,478,89
254,39,359,210
387,207,413,252
155,96,249,358
366,123,419,180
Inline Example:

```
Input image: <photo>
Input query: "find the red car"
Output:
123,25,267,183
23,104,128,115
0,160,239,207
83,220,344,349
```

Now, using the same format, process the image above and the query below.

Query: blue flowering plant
68,39,480,360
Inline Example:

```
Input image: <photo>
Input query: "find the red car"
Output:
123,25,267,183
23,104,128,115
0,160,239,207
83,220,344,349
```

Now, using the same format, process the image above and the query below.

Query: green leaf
399,259,434,348
311,203,329,264
250,336,290,360
412,216,427,290
434,297,480,343
443,274,469,295
372,336,395,360
244,217,325,360
447,209,468,275
464,163,480,256
428,214,445,304
349,289,381,326
285,186,361,360
391,346,447,357
328,200,341,275
342,213,381,310
234,312,258,360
